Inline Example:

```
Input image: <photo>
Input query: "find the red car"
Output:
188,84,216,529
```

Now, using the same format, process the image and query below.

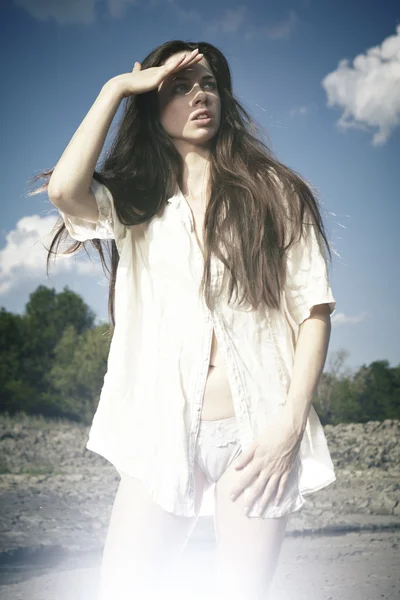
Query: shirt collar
166,189,183,208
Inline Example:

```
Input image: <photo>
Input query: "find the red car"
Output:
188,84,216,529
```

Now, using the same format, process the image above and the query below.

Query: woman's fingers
273,472,290,505
122,49,205,97
167,49,203,73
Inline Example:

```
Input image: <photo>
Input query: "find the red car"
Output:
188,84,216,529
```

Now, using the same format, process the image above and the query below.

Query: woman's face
157,52,221,148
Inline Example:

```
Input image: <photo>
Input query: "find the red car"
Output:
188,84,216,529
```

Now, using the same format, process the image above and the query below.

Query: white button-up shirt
58,176,337,519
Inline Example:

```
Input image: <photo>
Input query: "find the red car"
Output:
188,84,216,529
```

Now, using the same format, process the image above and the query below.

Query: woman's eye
173,84,188,92
173,82,216,93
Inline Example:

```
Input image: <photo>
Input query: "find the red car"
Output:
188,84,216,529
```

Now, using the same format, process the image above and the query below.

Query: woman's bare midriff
184,193,235,422
200,327,235,421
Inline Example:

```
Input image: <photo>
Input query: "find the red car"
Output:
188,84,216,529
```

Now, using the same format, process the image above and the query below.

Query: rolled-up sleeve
284,220,336,326
57,178,126,250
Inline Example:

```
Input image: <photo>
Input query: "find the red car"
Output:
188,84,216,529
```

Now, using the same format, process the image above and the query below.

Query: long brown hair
27,39,333,335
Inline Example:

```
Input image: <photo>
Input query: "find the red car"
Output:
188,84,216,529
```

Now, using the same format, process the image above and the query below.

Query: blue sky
0,0,399,375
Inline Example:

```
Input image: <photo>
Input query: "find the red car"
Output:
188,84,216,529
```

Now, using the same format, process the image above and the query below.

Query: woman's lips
192,116,212,125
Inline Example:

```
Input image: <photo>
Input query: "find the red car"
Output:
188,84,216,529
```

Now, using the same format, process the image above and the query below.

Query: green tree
0,309,36,412
42,323,111,422
0,285,97,416
314,349,352,424
21,285,96,396
352,360,399,421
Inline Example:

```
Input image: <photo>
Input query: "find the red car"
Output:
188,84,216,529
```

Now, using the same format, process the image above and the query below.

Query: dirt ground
1,416,399,599
0,529,399,600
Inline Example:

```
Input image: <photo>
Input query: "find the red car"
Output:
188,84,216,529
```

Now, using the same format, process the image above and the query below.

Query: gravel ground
1,414,399,599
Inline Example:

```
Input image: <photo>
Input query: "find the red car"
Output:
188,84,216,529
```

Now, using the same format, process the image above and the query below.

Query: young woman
31,40,337,600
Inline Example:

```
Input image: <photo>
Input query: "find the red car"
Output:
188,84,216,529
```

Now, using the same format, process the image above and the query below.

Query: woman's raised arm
48,80,125,223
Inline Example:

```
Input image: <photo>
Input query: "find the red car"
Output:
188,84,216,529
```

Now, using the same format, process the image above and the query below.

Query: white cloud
106,0,139,19
322,25,400,146
331,311,370,326
13,0,97,24
261,9,299,41
14,0,299,42
166,0,202,24
201,6,298,41
288,105,309,118
12,0,139,24
0,213,104,296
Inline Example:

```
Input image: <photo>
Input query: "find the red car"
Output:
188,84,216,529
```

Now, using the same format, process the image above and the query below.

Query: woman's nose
191,84,207,100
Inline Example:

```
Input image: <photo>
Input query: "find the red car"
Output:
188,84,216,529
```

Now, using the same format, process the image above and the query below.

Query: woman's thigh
213,455,290,600
97,466,208,600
